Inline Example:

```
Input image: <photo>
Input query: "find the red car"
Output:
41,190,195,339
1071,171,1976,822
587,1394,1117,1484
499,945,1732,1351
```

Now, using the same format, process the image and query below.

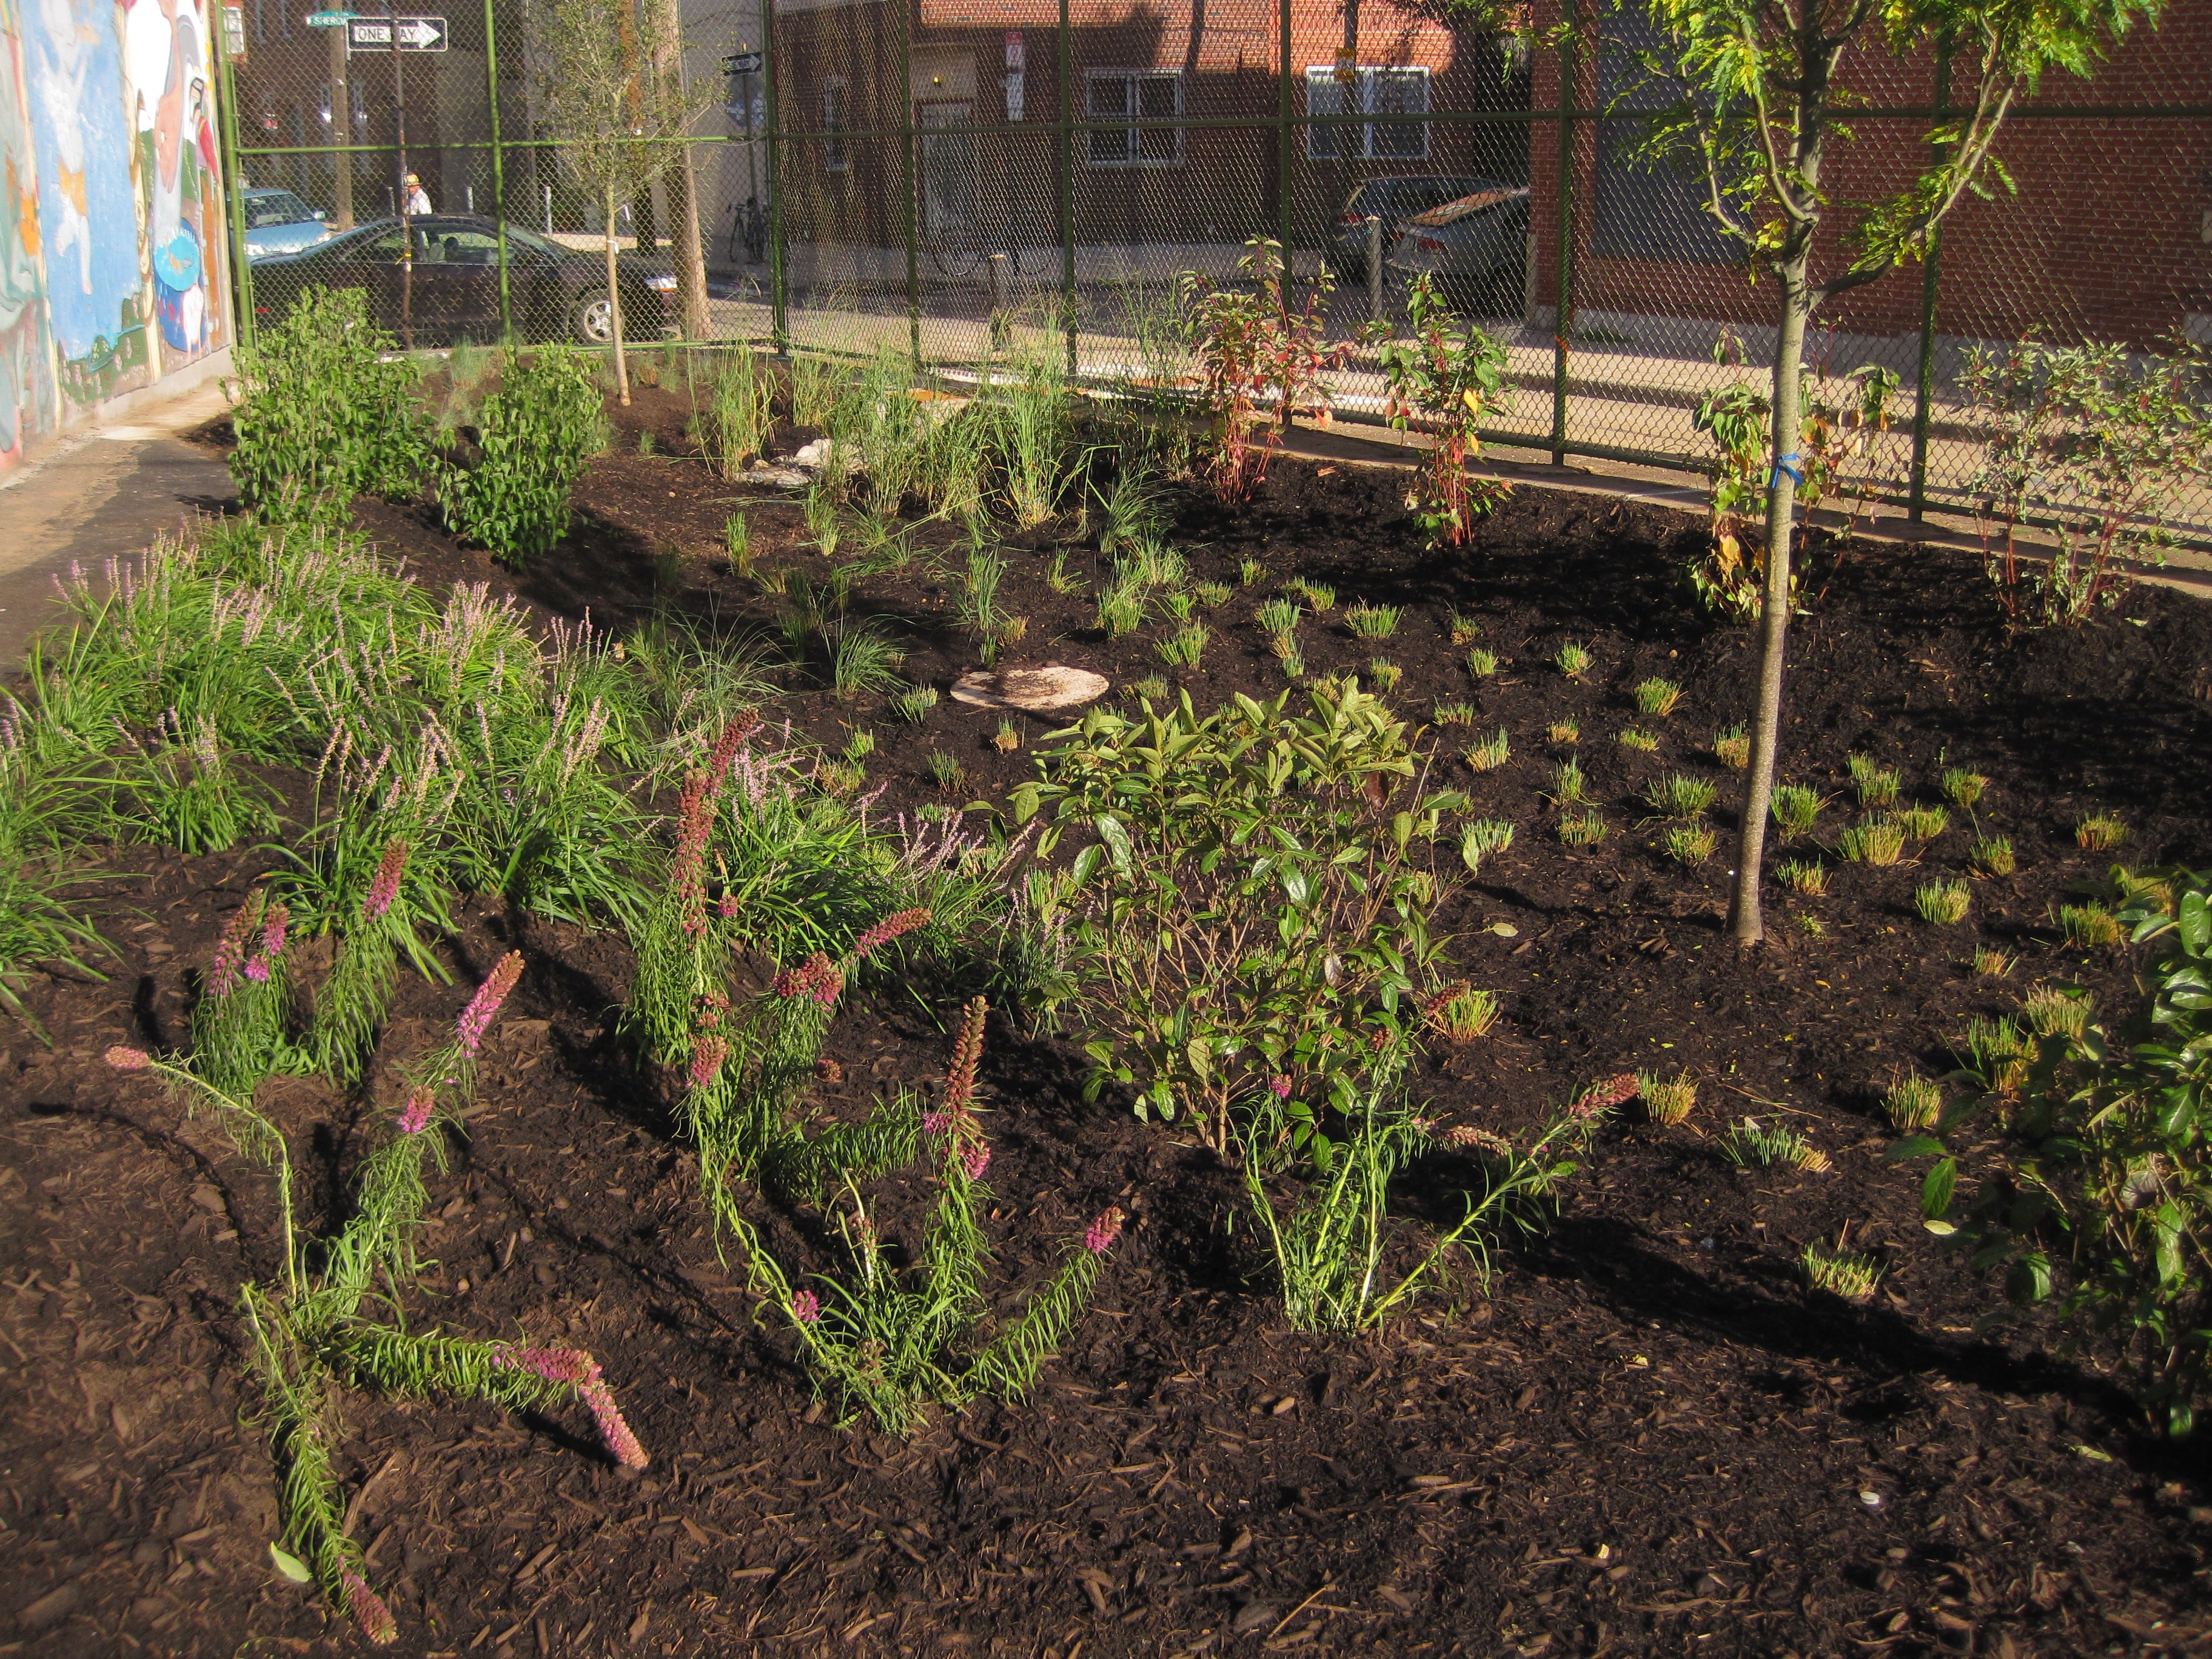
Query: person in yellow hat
402,172,431,215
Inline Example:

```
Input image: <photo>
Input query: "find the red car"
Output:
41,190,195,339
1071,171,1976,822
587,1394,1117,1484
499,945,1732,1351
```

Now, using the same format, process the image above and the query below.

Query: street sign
347,14,446,50
720,50,762,73
304,10,354,23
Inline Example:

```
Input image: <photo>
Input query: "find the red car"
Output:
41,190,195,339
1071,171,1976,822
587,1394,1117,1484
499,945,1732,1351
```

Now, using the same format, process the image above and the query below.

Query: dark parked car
1386,184,1531,317
1329,176,1492,281
249,215,678,346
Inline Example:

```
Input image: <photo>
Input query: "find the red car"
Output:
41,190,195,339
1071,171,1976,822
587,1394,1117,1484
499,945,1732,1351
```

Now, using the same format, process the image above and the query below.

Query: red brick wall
1524,0,2212,349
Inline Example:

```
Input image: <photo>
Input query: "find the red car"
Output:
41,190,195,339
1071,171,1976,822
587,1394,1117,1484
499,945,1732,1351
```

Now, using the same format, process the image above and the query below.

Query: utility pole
390,0,412,347
329,18,354,227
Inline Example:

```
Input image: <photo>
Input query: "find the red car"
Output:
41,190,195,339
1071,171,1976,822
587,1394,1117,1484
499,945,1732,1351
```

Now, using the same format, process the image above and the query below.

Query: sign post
306,11,357,228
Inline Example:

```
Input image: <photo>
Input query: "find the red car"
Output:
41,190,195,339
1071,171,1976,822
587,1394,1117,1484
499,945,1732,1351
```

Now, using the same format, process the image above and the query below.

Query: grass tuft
1914,879,1971,924
1634,677,1683,717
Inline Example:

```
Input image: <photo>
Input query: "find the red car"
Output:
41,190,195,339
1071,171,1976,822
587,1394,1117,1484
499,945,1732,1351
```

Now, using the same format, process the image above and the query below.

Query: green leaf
1920,1157,1957,1221
269,1544,313,1584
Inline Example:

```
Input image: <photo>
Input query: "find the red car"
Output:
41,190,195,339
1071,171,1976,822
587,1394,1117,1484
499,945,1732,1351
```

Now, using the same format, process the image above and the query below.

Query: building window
1085,70,1182,167
1304,66,1430,161
822,79,848,173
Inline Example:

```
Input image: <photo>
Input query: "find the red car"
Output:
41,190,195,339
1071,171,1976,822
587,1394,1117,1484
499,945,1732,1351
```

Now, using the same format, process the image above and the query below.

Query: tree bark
1725,263,1809,945
605,183,631,405
643,0,712,340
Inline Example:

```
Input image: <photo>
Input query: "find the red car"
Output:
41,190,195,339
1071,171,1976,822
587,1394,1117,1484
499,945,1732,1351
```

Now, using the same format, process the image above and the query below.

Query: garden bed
4,386,2211,1658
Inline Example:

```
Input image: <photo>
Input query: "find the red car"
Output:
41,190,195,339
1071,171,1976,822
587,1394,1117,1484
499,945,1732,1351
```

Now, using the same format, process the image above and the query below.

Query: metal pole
389,0,413,349
482,0,512,340
765,0,787,351
899,0,919,369
1057,0,1074,374
1908,37,1951,522
212,3,256,349
1549,0,1578,467
1367,213,1381,326
1276,0,1292,259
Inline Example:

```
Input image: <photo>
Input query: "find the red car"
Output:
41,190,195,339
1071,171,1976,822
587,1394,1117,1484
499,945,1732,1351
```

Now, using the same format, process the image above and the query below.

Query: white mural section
0,0,230,469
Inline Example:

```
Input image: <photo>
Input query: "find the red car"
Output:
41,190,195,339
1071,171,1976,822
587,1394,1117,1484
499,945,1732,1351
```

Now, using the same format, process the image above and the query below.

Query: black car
249,215,677,346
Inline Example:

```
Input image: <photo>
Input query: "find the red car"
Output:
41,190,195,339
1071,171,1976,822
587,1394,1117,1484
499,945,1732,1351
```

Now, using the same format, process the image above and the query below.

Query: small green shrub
1914,879,1971,924
1345,602,1400,639
440,345,606,569
1664,823,1718,863
1769,783,1821,837
1645,773,1716,819
1464,730,1509,773
1837,820,1907,865
2076,813,2128,851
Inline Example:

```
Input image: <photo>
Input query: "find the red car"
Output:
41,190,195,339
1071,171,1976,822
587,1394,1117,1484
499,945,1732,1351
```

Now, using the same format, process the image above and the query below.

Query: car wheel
571,288,615,346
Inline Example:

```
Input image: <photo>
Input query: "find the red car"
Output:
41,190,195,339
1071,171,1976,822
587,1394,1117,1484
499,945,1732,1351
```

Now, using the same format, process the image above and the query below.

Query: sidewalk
0,380,237,671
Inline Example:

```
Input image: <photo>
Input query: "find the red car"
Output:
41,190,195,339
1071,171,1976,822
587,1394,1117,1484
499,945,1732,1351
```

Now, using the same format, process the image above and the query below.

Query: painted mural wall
0,0,227,469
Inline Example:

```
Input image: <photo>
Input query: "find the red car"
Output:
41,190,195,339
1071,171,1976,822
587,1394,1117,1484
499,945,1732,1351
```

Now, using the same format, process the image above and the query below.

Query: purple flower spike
340,1570,398,1645
397,1087,435,1135
961,1142,992,1182
104,1045,152,1071
363,840,408,920
1084,1206,1126,1256
791,1288,821,1324
580,1378,650,1469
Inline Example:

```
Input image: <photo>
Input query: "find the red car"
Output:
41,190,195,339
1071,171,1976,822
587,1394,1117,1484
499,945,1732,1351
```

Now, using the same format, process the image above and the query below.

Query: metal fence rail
212,0,2212,531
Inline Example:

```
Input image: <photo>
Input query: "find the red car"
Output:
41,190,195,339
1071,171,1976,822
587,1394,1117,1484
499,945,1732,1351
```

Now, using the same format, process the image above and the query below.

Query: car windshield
244,192,318,230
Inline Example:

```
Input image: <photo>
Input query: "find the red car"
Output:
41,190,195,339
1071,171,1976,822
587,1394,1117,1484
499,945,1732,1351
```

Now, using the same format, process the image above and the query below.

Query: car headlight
645,274,677,292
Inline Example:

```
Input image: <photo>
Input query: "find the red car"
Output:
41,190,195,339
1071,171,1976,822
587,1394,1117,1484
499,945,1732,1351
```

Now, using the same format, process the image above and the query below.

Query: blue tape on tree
1771,452,1803,488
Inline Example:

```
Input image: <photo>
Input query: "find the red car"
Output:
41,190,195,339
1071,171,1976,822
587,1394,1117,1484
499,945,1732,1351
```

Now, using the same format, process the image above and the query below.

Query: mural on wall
124,0,224,368
0,0,55,468
31,0,149,404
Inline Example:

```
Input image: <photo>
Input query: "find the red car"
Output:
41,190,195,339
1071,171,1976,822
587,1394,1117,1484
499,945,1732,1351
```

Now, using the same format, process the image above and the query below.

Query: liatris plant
110,950,629,1651
307,838,421,1083
1422,980,1500,1041
191,890,299,1101
625,713,761,1066
722,997,1122,1432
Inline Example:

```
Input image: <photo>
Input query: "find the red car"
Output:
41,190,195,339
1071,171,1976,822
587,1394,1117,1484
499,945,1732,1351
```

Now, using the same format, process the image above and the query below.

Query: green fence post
482,0,512,340
1277,0,1293,259
899,0,920,369
1908,37,1951,522
1550,0,1578,468
1058,0,1075,375
765,0,787,352
212,3,255,350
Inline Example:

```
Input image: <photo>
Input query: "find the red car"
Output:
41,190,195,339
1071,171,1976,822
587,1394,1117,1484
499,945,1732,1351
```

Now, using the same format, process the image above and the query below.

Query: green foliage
1634,677,1683,716
1617,725,1659,753
439,346,606,569
229,286,431,520
1181,239,1347,503
1719,1118,1822,1171
1156,623,1209,668
1248,1086,1584,1332
1375,272,1513,546
1017,683,1453,1161
1896,805,1951,842
1557,812,1607,846
1942,768,1989,809
1837,819,1906,865
1549,758,1592,808
1778,857,1827,895
1964,337,2212,628
1645,771,1716,819
705,341,776,478
1800,1241,1884,1299
1665,822,1718,863
889,684,939,723
1847,752,1902,808
1883,1072,1944,1132
1915,879,1972,924
1973,835,2017,876
1467,648,1501,678
1553,640,1592,678
2077,813,2129,851
1344,602,1401,639
1464,729,1509,773
1900,871,2212,1433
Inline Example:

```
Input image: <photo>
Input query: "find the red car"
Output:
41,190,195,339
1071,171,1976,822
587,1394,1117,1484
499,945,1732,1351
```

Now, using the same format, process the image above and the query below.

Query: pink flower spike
207,900,256,999
1084,1206,1126,1256
104,1045,152,1071
363,840,408,920
397,1087,435,1136
961,1142,992,1181
791,1288,821,1324
688,1035,729,1090
340,1570,398,1646
243,960,271,984
258,902,290,966
850,907,932,962
716,893,740,919
1570,1073,1641,1121
455,951,525,1053
579,1377,649,1469
921,1108,950,1135
1269,1074,1293,1099
494,1344,598,1386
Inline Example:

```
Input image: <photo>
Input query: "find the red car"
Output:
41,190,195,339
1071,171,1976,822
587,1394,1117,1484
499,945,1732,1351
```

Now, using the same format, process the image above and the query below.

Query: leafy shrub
1375,272,1513,546
1902,870,2212,1432
1181,239,1348,501
1016,683,1452,1161
440,346,606,569
229,285,431,519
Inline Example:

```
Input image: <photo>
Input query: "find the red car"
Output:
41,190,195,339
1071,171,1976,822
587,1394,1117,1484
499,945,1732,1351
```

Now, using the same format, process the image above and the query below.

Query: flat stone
950,664,1109,714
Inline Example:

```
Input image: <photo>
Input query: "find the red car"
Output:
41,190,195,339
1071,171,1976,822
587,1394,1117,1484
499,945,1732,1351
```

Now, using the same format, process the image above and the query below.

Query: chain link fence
215,0,2211,530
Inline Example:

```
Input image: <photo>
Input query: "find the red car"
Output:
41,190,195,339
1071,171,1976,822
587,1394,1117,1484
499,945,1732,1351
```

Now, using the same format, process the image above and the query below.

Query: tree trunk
667,143,711,340
605,183,631,406
1725,264,1809,945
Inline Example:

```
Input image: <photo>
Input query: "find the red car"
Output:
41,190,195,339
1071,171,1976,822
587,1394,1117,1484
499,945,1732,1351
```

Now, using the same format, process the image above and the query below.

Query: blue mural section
0,0,229,469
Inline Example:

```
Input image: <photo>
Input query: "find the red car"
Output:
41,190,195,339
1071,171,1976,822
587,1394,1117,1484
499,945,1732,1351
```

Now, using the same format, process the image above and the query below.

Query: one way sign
347,14,446,50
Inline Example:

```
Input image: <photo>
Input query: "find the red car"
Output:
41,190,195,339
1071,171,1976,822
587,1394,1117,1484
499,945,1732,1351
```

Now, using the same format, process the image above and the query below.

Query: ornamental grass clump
1637,1069,1698,1125
1617,726,1660,753
1915,879,1972,924
1464,729,1509,773
1558,812,1607,846
1801,1241,1885,1300
1883,1072,1943,1132
1423,980,1500,1041
1645,772,1717,820
1467,648,1501,678
1634,677,1683,716
1972,835,2017,876
1778,857,1828,894
1769,783,1821,838
1666,823,1718,863
1942,768,1988,809
108,954,628,1649
2023,982,2094,1040
1459,817,1514,873
1837,819,1907,865
1720,1118,1828,1171
1896,805,1951,842
2076,812,2128,851
2059,900,2125,948
191,890,297,1101
1712,724,1751,769
1345,602,1401,639
1554,640,1593,679
1848,753,1903,809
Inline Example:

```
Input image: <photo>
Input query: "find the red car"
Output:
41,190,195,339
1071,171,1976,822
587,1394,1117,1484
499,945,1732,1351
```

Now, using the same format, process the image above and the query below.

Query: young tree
1604,0,2162,943
530,0,695,403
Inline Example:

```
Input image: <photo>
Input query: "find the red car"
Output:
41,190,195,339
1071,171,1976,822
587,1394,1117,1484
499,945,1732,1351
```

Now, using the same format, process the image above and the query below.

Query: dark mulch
5,392,2211,1658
